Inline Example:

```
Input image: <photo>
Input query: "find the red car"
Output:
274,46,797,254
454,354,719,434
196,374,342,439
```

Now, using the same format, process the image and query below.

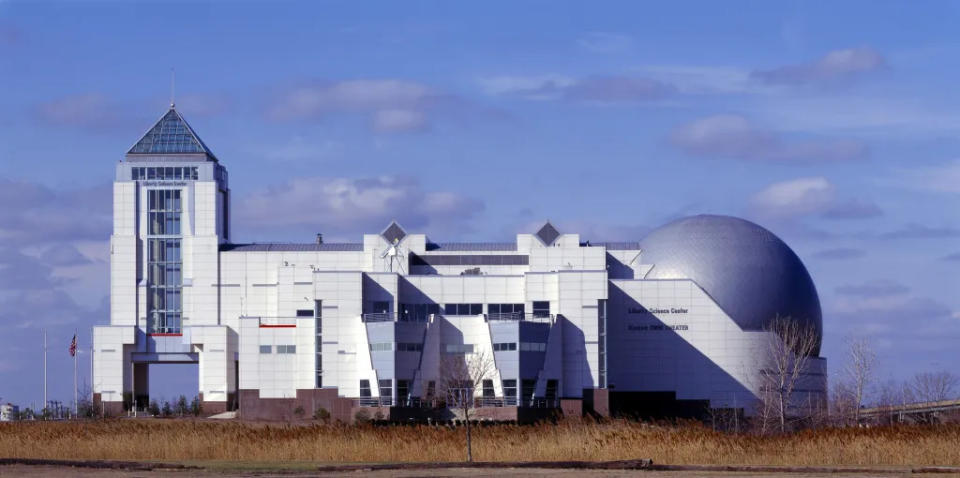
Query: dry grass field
1,419,959,467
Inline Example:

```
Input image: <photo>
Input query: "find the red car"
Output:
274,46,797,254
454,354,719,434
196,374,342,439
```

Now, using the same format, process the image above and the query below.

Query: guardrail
352,396,559,409
485,313,554,324
362,313,395,323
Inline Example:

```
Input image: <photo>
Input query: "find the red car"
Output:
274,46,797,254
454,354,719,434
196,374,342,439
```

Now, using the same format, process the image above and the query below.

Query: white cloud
36,93,127,129
630,65,758,95
237,176,483,234
896,159,960,194
750,177,835,218
577,32,634,54
372,109,428,133
748,176,882,220
670,114,867,162
267,79,443,134
477,74,672,103
476,75,577,99
753,46,886,85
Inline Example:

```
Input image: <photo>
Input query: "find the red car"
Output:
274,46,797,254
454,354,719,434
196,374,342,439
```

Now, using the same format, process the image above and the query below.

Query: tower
93,105,235,415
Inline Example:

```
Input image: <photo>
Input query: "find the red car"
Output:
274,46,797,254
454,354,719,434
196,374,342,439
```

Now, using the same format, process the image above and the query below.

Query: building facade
93,106,827,421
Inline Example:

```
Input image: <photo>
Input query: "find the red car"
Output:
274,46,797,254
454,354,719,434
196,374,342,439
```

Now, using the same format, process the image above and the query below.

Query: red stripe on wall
259,324,296,328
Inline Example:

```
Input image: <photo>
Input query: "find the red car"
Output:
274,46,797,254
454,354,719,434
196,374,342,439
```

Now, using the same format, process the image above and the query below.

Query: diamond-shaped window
382,221,406,244
536,222,560,245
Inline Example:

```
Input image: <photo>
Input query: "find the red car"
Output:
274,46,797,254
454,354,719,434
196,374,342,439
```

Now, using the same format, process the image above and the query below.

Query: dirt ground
3,464,960,478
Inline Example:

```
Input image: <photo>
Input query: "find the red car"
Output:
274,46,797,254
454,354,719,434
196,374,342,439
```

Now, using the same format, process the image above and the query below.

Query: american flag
69,334,77,357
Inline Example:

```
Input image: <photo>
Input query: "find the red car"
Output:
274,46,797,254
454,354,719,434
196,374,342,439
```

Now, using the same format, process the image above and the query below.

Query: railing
354,397,393,407
351,396,560,409
362,313,395,323
485,313,555,324
258,317,299,326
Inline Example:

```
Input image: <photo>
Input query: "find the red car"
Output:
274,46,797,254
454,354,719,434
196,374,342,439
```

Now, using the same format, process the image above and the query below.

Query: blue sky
0,1,958,408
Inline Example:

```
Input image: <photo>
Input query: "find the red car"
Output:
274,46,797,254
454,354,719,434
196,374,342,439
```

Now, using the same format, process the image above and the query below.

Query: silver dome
639,215,822,355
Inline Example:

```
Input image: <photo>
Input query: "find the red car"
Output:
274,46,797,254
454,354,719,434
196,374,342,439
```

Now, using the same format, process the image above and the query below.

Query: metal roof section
426,242,518,251
535,221,561,246
220,243,364,252
590,242,642,250
127,107,218,161
381,221,407,244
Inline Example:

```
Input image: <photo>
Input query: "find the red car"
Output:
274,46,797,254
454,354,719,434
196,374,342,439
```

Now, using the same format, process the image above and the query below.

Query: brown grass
1,419,959,466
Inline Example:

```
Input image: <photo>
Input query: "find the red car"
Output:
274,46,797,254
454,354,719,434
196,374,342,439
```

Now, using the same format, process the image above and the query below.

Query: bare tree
437,349,496,462
829,380,857,426
760,316,820,433
843,337,876,423
911,371,959,403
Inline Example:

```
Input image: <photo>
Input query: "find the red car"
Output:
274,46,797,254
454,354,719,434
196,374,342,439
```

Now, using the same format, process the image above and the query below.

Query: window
369,343,392,352
315,300,322,388
493,342,517,352
482,379,495,398
488,303,525,316
379,379,392,404
396,343,423,352
259,345,272,354
502,379,517,404
133,167,201,182
397,380,410,405
444,344,474,354
598,299,607,389
426,381,436,400
277,345,296,354
371,301,389,314
399,303,440,322
532,301,551,318
521,379,536,405
519,342,547,352
296,309,313,317
146,189,183,334
147,189,182,235
359,380,371,397
444,303,482,316
545,379,558,401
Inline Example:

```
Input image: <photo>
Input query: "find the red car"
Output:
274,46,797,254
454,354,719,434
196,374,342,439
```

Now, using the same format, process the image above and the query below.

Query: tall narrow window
545,379,558,401
396,380,410,405
315,300,322,388
378,379,393,405
359,380,371,397
521,379,536,406
502,379,517,405
598,299,607,389
146,189,183,334
482,379,495,398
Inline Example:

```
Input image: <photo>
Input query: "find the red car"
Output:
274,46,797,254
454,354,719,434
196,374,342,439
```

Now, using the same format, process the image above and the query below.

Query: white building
93,106,827,421
0,403,19,421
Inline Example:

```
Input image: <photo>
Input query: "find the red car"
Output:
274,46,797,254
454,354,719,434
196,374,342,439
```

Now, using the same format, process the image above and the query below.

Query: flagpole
74,329,78,417
42,329,47,416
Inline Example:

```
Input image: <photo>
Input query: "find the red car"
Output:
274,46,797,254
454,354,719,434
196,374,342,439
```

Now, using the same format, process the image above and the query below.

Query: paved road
2,465,958,477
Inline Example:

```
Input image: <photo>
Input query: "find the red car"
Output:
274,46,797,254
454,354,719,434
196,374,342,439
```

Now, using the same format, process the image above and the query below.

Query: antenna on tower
169,68,176,109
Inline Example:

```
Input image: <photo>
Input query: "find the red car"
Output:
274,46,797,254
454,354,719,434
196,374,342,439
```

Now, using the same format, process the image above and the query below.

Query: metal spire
170,68,176,109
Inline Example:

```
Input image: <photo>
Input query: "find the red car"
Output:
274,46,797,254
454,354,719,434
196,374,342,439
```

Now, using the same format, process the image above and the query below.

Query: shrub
314,407,331,422
354,409,371,424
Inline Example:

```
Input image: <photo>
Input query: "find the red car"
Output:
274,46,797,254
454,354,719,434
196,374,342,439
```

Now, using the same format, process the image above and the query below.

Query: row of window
371,302,552,318
492,342,547,352
132,167,199,181
360,378,559,403
260,345,296,354
369,342,424,352
444,344,474,354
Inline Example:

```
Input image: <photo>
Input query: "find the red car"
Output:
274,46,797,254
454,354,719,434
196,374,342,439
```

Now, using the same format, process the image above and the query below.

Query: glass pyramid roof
127,107,217,160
